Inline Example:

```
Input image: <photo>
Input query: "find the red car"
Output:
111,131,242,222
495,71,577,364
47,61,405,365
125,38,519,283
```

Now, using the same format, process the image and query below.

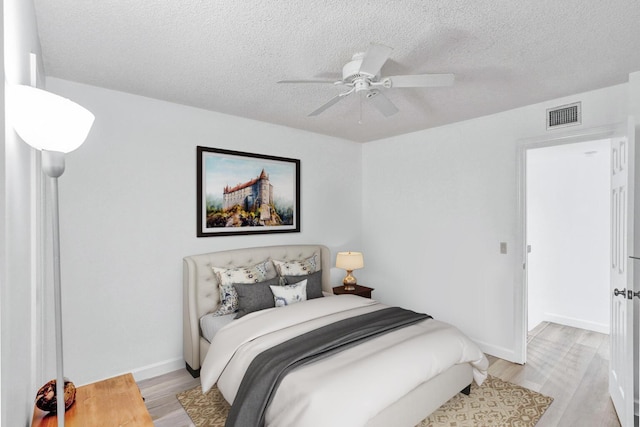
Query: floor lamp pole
44,151,66,427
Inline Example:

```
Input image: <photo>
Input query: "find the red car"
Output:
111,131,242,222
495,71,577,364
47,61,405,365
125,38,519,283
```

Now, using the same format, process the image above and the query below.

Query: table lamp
336,251,364,291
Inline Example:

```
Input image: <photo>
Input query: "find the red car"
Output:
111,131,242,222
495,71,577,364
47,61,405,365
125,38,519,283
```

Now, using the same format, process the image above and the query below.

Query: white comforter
200,295,488,427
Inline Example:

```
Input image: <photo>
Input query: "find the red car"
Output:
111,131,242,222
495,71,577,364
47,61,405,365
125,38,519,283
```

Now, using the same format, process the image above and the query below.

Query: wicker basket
35,378,76,412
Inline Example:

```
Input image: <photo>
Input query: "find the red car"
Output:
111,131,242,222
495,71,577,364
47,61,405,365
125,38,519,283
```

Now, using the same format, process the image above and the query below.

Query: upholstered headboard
183,244,332,376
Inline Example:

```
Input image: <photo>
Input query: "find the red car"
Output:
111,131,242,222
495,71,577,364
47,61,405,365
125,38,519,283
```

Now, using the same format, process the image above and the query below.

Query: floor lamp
10,85,95,427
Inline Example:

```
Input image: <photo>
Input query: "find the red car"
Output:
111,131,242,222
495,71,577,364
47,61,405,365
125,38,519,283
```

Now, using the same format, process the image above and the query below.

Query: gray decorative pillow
211,261,271,316
285,270,323,300
233,277,281,319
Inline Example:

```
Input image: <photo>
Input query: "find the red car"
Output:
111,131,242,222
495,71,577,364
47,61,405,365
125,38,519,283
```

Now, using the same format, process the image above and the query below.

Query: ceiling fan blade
366,90,399,117
308,94,347,116
358,43,393,77
385,73,455,88
278,79,337,84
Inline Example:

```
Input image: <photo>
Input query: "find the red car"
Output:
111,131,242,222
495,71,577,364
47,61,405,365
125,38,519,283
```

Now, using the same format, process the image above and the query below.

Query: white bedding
200,295,488,427
199,312,235,342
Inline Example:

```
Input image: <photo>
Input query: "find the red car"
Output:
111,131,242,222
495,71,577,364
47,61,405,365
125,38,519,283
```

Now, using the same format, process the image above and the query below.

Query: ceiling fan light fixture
279,42,455,118
354,78,371,93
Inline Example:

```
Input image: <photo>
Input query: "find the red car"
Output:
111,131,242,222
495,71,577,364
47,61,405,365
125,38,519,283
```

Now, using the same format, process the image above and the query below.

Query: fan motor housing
342,56,375,83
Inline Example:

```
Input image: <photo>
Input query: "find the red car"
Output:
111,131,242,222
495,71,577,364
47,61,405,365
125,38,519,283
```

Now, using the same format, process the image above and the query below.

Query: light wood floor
489,322,620,427
138,322,620,427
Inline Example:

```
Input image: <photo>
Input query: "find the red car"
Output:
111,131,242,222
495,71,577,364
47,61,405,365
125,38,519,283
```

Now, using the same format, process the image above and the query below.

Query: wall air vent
546,102,581,130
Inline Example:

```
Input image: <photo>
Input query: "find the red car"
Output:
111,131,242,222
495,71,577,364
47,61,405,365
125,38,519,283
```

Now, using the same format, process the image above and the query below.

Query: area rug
419,375,553,426
177,375,553,427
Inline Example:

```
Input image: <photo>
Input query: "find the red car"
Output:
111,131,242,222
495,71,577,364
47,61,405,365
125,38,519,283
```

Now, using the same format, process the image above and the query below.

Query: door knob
614,288,626,297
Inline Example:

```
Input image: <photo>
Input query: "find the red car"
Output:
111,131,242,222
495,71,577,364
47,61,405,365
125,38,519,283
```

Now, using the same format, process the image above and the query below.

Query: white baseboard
472,338,519,363
543,313,609,334
130,357,185,382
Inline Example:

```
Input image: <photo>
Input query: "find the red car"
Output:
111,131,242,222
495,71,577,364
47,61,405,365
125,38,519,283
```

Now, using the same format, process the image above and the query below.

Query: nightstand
332,284,374,299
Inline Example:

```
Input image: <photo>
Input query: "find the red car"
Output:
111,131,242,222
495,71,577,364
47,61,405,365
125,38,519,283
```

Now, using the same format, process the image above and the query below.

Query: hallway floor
488,322,620,426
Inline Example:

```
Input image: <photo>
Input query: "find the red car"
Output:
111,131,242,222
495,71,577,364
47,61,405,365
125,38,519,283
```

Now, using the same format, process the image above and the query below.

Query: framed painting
197,146,300,237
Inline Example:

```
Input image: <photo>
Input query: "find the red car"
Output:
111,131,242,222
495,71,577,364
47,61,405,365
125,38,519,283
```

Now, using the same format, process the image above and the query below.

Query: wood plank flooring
489,322,620,427
137,368,199,427
138,322,620,427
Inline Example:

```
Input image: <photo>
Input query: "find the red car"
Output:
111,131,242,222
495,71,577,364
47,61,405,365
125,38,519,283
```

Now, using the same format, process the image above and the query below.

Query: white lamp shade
336,251,364,270
9,84,95,153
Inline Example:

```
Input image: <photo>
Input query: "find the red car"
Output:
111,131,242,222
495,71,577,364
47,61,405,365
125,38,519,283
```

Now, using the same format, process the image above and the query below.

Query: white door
609,135,634,427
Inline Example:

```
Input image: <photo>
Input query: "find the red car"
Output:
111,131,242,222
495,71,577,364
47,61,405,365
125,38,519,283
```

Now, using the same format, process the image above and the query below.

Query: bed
183,244,488,427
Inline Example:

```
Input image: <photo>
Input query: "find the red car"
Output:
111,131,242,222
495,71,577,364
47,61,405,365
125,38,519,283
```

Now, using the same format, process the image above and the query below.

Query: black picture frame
197,146,300,237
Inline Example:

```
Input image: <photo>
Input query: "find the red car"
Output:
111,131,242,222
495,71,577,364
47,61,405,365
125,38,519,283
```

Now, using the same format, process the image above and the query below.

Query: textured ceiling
33,1,640,142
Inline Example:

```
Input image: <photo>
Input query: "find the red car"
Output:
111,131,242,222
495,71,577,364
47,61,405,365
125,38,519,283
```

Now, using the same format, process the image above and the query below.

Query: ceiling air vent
547,102,581,130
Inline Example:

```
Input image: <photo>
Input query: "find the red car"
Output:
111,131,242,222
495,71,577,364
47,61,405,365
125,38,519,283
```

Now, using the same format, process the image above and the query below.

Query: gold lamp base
343,270,357,291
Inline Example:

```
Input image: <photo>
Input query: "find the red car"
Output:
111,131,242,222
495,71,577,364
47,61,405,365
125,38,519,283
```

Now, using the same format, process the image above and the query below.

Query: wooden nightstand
31,373,153,427
332,284,374,299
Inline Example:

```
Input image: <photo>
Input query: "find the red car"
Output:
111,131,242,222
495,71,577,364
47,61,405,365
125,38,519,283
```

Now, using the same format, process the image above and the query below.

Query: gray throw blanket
225,306,432,427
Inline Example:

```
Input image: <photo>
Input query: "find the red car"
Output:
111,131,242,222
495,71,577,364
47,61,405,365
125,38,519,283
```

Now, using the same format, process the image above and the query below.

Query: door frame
514,122,626,364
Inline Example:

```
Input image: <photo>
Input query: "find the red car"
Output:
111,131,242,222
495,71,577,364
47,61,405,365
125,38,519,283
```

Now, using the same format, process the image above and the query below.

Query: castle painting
197,147,300,237
222,169,273,213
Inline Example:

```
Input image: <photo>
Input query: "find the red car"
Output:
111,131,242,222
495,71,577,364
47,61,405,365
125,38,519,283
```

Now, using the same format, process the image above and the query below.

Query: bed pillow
233,277,280,319
212,260,271,285
285,270,323,300
211,261,271,315
272,254,318,277
211,284,239,316
270,281,307,307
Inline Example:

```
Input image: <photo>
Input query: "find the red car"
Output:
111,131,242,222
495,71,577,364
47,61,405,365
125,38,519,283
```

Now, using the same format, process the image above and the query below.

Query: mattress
199,312,235,343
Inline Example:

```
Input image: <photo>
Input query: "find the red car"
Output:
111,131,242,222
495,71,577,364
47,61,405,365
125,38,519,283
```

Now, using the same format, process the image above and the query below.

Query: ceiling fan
278,43,455,118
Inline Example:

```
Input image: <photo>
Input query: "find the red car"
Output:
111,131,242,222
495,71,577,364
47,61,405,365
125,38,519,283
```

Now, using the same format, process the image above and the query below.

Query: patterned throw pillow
270,281,307,307
211,261,270,316
272,254,318,277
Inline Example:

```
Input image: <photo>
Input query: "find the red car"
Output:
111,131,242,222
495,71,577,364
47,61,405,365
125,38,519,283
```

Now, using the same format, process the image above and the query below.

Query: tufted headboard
183,244,332,376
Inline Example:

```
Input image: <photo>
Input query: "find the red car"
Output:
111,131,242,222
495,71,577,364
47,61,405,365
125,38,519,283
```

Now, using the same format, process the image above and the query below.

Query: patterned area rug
419,376,553,426
177,375,553,427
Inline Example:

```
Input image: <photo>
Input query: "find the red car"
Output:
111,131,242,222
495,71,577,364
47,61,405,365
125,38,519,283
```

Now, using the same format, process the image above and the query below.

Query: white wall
361,83,628,361
2,1,46,426
527,139,611,333
45,78,362,385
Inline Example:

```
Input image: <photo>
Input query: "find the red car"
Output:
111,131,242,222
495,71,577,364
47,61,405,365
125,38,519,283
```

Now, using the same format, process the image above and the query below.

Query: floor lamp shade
9,84,95,153
10,84,94,427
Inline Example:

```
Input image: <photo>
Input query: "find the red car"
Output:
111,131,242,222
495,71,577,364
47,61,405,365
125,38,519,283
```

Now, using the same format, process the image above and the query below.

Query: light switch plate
500,242,507,254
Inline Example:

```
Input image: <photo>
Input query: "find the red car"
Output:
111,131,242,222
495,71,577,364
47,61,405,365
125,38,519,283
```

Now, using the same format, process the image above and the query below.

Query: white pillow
270,280,307,307
212,260,270,286
211,261,271,315
272,254,318,276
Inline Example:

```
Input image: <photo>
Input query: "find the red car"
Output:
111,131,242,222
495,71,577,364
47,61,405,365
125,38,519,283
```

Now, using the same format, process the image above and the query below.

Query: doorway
515,124,626,364
526,139,611,336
